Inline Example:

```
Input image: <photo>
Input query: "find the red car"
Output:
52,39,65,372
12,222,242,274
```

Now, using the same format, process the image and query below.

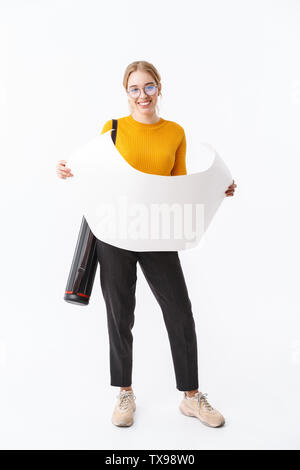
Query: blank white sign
66,129,233,251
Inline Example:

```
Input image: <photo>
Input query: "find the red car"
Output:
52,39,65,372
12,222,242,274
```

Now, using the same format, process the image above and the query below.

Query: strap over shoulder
111,119,118,145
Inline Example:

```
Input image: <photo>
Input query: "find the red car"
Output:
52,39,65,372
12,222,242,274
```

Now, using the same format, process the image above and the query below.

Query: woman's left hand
225,179,237,197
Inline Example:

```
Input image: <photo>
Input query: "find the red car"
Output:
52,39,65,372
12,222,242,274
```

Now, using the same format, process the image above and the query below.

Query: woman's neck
130,112,161,124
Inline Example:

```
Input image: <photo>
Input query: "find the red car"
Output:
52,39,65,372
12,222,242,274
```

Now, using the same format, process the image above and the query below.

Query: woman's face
127,70,161,116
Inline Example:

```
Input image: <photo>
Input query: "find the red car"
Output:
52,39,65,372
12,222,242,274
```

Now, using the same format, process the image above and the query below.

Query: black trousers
96,239,199,391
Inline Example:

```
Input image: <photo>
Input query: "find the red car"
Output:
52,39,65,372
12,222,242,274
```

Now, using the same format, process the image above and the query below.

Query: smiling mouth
138,100,152,106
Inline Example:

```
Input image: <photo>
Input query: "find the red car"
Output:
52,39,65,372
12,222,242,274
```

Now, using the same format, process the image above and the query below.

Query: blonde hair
123,60,162,115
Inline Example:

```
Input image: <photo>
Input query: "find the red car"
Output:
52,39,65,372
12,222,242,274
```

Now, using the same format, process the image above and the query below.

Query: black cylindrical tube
64,216,98,306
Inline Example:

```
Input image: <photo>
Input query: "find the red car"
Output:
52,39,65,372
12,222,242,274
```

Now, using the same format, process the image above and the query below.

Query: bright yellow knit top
100,114,187,176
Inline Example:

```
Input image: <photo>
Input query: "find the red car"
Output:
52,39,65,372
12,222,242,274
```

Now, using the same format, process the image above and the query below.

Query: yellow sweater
100,114,187,176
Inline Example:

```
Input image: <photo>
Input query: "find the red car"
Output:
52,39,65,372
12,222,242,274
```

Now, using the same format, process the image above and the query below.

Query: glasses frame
126,84,159,99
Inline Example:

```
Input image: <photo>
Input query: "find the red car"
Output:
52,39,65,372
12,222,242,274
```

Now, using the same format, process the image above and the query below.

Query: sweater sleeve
100,119,113,134
171,129,187,176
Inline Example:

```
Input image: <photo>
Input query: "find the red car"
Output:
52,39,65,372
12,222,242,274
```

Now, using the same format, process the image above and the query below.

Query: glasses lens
145,85,157,96
128,88,140,98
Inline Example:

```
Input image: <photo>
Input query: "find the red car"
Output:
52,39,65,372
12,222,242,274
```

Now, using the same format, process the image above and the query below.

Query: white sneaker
111,390,136,427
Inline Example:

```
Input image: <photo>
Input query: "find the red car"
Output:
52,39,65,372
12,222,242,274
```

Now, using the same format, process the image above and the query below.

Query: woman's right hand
56,160,74,179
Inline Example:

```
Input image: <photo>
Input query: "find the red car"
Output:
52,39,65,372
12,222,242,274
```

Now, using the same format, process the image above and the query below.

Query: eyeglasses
127,85,158,99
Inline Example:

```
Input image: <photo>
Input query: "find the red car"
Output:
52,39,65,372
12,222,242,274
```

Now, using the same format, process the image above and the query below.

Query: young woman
56,61,236,428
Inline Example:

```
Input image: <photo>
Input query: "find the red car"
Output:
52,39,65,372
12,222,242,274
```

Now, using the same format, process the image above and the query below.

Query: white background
0,0,299,450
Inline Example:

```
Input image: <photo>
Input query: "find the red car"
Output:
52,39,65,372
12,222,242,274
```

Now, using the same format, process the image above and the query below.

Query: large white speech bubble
66,129,233,251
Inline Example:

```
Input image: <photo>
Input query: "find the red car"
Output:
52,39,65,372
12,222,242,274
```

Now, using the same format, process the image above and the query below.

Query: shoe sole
179,401,225,428
112,420,134,427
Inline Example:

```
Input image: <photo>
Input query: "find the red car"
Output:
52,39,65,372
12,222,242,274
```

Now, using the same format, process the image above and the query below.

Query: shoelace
187,391,214,412
117,391,136,410
197,392,214,411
